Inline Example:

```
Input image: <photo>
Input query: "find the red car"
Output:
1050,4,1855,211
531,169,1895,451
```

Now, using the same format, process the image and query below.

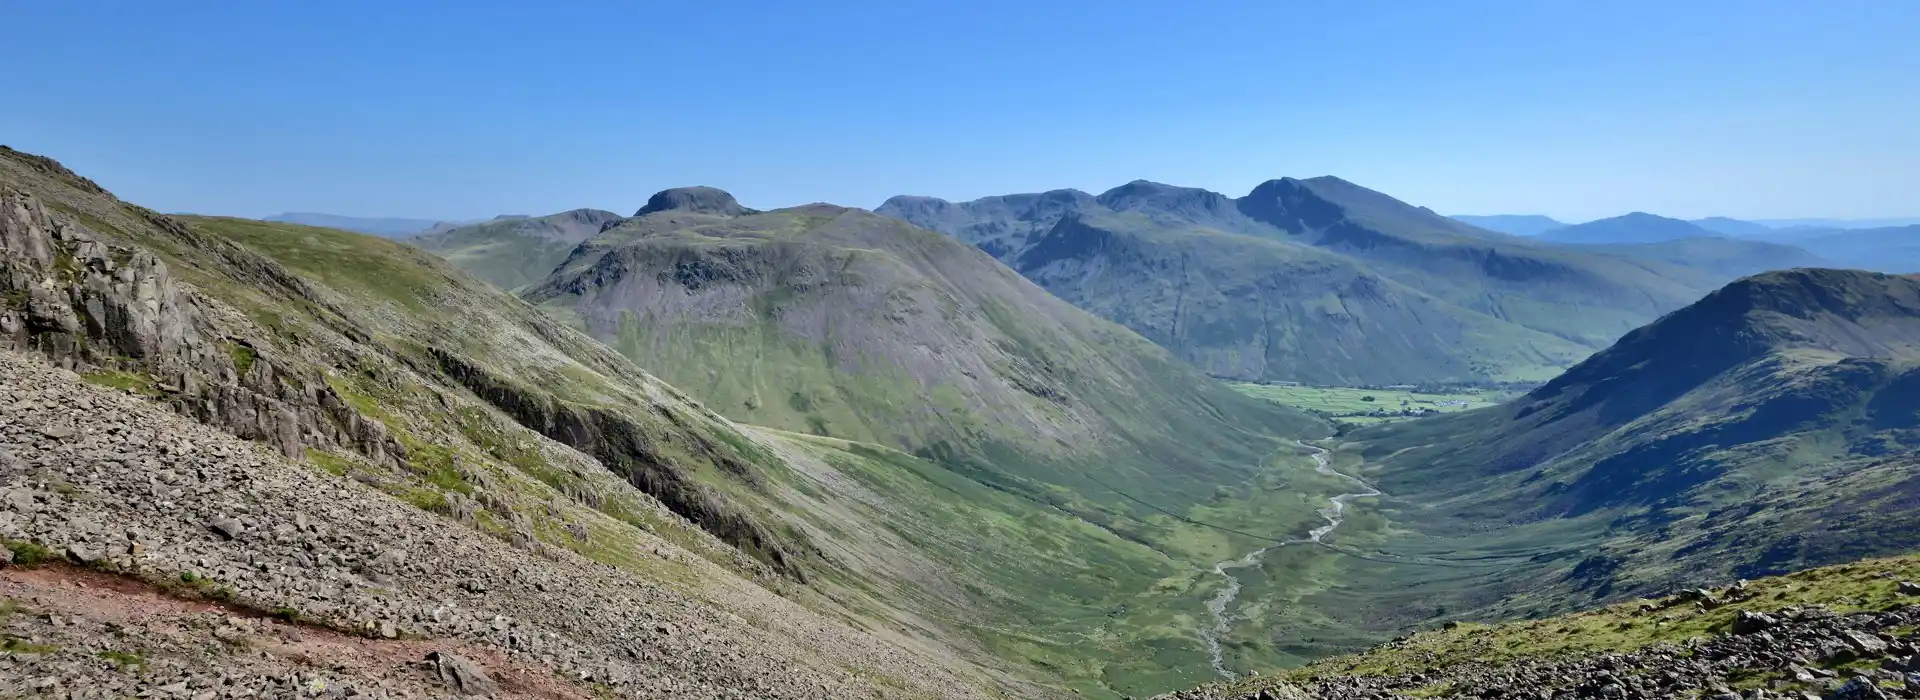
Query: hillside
882,178,1726,384
414,208,625,289
1205,269,1920,669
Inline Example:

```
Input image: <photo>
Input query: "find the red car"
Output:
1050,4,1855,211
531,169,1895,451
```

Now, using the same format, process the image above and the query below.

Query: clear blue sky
4,0,1915,222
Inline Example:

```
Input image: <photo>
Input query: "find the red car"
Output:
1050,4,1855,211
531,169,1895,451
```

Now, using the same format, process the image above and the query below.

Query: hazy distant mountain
1755,217,1920,230
1450,214,1566,236
1537,212,1719,244
1690,216,1777,238
261,212,466,238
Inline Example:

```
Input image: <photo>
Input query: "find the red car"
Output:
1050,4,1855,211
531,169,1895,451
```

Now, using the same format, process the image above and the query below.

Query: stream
1200,441,1383,680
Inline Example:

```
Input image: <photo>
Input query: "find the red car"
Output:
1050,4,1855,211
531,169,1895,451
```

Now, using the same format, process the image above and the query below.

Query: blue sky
3,0,1915,222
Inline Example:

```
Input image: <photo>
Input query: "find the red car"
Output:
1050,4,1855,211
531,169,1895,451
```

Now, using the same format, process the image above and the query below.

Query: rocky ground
1160,593,1920,700
0,349,988,698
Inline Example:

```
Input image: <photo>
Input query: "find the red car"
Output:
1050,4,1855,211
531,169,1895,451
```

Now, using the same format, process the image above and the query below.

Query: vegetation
1226,383,1519,425
4,539,54,567
80,369,161,396
1198,553,1920,698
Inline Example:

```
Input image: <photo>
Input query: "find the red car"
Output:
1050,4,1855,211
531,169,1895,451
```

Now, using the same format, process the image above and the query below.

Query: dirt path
0,565,588,699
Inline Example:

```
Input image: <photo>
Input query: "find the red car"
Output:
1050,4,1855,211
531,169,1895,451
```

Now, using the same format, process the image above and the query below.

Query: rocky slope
414,209,626,290
0,349,988,698
880,178,1730,385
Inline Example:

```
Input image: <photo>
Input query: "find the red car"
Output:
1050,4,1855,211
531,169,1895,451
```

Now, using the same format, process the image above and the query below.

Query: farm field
1224,382,1521,425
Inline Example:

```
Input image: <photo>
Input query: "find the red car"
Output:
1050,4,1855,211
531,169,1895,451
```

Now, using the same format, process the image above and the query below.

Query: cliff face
0,188,402,465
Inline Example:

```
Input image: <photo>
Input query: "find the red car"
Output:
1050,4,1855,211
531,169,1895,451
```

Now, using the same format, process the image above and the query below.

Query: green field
1225,383,1519,425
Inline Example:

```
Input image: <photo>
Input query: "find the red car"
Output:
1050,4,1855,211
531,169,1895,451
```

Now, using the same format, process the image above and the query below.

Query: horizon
4,0,1916,222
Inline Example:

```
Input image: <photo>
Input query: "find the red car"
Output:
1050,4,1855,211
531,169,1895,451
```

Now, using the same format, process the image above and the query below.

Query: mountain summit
634,186,754,217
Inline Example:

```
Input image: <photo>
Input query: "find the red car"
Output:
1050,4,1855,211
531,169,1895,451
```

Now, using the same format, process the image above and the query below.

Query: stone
1733,610,1779,635
1826,677,1889,699
64,545,100,565
1899,582,1920,597
1845,630,1890,655
208,517,243,540
427,651,497,696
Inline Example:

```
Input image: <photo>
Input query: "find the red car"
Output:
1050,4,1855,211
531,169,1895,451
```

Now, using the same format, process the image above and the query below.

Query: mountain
1537,212,1720,244
523,187,1324,505
882,178,1728,385
1318,268,1920,627
1448,214,1566,236
1689,215,1777,238
413,208,625,289
262,211,459,237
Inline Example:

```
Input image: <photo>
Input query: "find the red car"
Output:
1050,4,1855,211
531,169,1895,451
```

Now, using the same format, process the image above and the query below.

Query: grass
80,369,162,396
4,539,54,567
1226,383,1518,425
227,342,258,375
97,649,148,671
1,636,59,654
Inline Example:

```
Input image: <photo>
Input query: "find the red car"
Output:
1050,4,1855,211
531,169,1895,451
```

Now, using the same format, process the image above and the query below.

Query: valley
5,143,1920,700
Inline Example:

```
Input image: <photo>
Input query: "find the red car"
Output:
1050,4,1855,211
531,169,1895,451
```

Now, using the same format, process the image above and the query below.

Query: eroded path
1199,441,1382,680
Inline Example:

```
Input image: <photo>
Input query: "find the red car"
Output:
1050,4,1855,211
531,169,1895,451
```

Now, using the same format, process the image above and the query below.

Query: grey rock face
0,188,403,465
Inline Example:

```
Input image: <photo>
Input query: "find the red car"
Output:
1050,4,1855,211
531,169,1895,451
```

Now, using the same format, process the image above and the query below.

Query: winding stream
1200,441,1382,680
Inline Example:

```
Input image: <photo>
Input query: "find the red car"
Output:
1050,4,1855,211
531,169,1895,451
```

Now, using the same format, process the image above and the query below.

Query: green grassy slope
524,195,1327,515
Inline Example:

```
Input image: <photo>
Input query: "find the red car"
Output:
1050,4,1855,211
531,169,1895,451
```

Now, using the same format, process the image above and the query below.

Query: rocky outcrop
428,347,813,579
0,188,403,467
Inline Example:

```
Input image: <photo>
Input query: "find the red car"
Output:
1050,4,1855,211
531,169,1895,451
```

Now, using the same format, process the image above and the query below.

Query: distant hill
413,208,625,290
262,212,467,238
1689,216,1777,238
882,179,1731,385
1449,214,1566,236
1537,212,1718,244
